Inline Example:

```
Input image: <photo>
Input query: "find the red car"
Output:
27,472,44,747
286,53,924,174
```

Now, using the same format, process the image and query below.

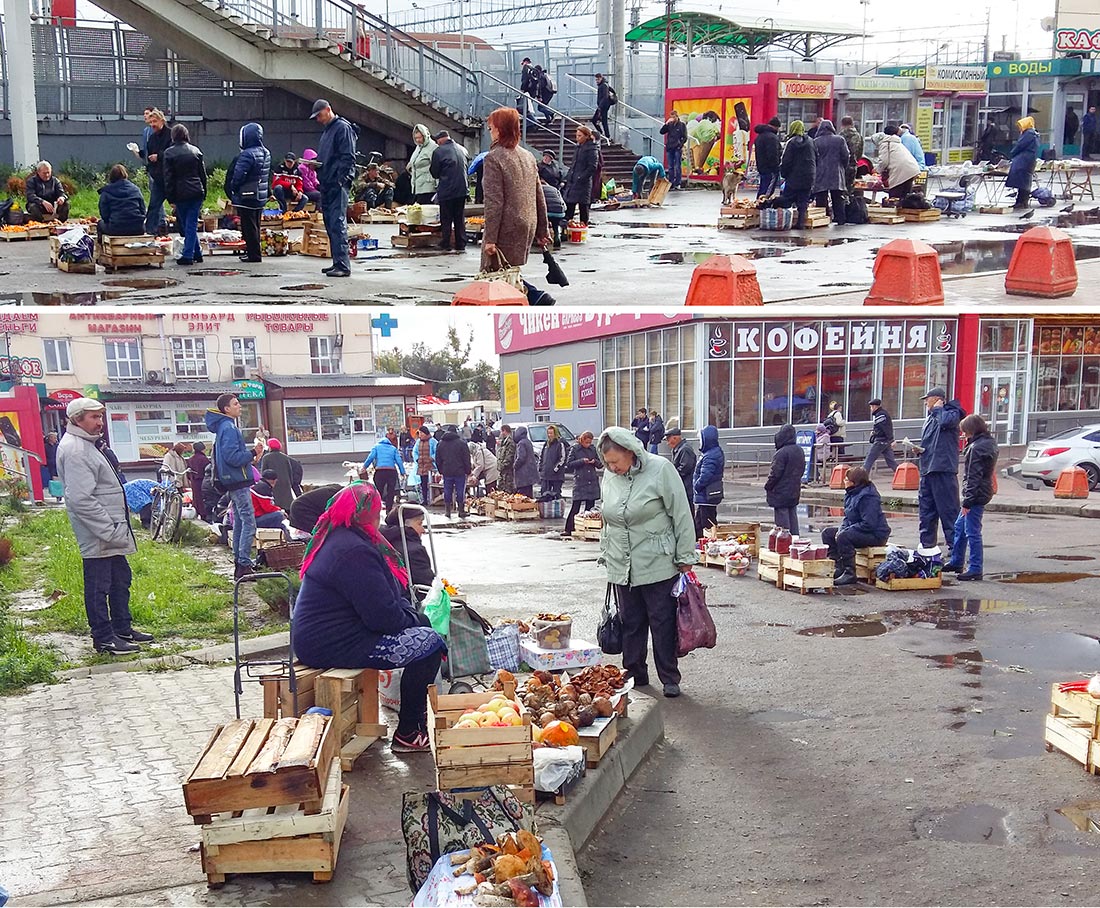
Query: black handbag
597,583,623,655
543,249,569,287
705,478,724,504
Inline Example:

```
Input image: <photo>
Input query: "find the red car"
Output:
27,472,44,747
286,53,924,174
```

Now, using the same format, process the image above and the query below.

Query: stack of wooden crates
182,714,349,886
1045,684,1100,775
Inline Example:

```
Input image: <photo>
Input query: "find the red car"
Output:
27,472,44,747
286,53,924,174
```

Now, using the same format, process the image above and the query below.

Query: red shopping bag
674,571,717,657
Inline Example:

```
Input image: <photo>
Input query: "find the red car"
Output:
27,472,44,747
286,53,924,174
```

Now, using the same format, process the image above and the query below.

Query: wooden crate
391,231,439,249
875,575,942,591
783,557,835,594
48,235,60,264
200,758,348,886
96,234,165,271
901,207,941,222
0,225,50,241
577,715,618,768
428,681,534,803
1050,684,1100,738
757,549,786,590
803,207,832,228
572,516,602,541
855,546,891,581
1044,713,1099,775
315,668,388,771
183,715,336,823
300,222,331,257
364,208,399,223
867,206,905,225
717,210,760,229
499,504,539,521
261,663,324,718
703,522,759,557
58,257,96,274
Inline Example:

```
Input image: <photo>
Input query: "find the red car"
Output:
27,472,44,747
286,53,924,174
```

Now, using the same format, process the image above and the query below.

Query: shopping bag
542,249,569,287
443,602,492,679
422,577,452,636
673,571,717,657
596,583,623,655
475,250,525,290
487,623,521,672
378,667,403,711
401,785,533,891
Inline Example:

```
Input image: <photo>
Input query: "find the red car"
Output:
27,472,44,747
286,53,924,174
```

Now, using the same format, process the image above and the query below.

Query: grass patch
0,609,61,693
0,510,239,641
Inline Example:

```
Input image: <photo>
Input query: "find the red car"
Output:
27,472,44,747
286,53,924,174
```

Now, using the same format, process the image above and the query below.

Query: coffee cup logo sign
708,325,730,358
533,368,551,411
577,361,598,409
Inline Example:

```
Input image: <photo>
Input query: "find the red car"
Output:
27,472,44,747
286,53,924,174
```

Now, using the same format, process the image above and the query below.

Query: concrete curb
800,489,1096,518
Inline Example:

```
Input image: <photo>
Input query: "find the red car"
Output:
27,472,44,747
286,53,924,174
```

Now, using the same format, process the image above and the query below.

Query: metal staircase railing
475,69,589,161
562,73,663,157
213,0,480,119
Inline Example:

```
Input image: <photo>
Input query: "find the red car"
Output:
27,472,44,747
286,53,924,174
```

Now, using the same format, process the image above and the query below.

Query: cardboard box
520,637,603,672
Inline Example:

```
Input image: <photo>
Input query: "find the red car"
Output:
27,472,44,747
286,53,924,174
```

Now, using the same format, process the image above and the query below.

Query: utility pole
4,0,40,167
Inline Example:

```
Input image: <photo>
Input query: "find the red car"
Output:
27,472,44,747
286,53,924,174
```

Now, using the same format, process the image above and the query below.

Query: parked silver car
1019,424,1100,490
506,422,577,459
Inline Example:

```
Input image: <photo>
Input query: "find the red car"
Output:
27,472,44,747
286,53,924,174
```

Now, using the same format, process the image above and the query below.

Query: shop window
615,335,630,369
351,404,375,434
663,328,679,363
762,358,791,426
732,359,760,428
617,371,631,426
309,337,341,374
666,362,681,422
1033,357,1060,411
647,331,661,364
848,355,874,418
232,337,258,368
707,361,731,429
681,325,695,362
632,368,645,415
647,368,662,417
631,334,645,369
819,356,848,422
900,358,929,419
879,355,902,419
104,338,143,382
286,405,318,443
603,371,616,423
682,364,695,431
1059,359,1083,410
602,339,615,371
170,337,208,379
1082,359,1100,411
319,406,351,441
239,403,261,438
42,338,72,374
886,102,910,129
174,406,207,435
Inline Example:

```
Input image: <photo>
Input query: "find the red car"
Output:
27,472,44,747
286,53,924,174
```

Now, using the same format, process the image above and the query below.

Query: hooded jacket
764,424,805,509
512,426,539,488
919,400,964,474
900,129,927,169
876,135,922,190
1007,127,1040,191
363,437,406,474
753,123,781,173
57,423,138,559
298,149,321,194
250,479,284,517
671,439,697,504
780,134,816,192
468,442,499,485
649,416,665,447
812,120,850,194
435,427,472,477
692,425,725,505
598,426,698,587
97,178,147,236
961,430,998,509
840,124,865,174
497,432,517,473
841,481,891,542
539,434,568,482
408,126,439,196
204,409,255,491
259,448,295,510
228,123,271,208
163,137,208,204
567,441,601,501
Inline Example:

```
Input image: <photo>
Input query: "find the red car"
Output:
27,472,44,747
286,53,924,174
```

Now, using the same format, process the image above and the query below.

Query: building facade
495,313,1100,459
4,311,426,465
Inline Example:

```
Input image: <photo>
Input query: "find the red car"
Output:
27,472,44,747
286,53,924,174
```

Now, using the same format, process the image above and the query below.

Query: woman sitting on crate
821,467,890,587
381,506,436,592
293,482,446,754
97,164,147,238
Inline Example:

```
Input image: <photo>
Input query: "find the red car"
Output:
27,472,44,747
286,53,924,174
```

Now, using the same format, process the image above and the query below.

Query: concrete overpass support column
4,0,40,166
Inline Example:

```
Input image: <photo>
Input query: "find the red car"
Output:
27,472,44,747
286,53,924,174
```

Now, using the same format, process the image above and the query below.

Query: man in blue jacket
363,428,406,514
692,425,725,537
205,393,262,579
911,386,964,558
307,99,358,278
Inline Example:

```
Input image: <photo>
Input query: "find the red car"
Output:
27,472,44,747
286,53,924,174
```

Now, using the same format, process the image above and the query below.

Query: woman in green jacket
598,426,698,698
407,124,438,203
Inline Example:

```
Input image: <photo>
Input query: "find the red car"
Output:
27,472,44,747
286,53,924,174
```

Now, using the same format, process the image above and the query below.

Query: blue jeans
82,555,133,646
757,171,779,197
229,486,257,567
442,475,465,514
951,506,985,573
255,511,289,540
665,147,682,188
273,185,308,212
145,179,167,234
175,199,201,260
321,185,351,270
918,472,960,553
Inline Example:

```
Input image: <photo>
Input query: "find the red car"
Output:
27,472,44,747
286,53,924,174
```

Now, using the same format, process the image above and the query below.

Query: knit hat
788,120,805,137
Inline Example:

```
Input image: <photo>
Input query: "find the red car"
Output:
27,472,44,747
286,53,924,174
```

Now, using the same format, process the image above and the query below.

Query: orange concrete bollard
864,239,944,306
452,280,529,306
1053,466,1090,499
829,464,848,489
1004,225,1078,298
685,254,763,306
892,462,921,491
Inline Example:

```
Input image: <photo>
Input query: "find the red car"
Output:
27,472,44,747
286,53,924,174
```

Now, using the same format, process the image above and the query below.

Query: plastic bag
423,577,451,636
533,745,585,793
487,623,521,672
379,667,403,711
674,571,717,657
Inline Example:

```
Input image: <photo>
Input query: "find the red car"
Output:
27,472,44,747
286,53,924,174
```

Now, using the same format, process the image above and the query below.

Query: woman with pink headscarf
292,482,446,752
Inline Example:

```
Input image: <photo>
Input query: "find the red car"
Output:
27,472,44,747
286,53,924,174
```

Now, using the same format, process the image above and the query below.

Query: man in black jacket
765,423,806,535
946,414,998,581
429,130,469,253
289,483,342,534
382,508,435,590
538,150,564,188
753,118,782,197
307,99,358,277
435,426,471,519
666,424,697,517
25,162,70,223
660,111,688,190
863,398,898,474
142,109,172,235
162,124,208,266
591,73,613,141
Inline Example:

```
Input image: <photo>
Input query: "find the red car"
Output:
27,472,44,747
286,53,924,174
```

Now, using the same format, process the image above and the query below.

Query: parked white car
1019,424,1100,490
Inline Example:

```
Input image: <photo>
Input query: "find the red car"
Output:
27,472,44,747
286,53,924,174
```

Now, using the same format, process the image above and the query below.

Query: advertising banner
552,364,573,411
577,361,598,409
533,368,550,412
503,371,521,414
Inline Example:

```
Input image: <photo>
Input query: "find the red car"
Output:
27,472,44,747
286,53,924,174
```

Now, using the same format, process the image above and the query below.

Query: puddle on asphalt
1047,801,1100,834
610,233,663,240
991,571,1099,584
1037,554,1096,562
799,619,887,638
102,278,181,290
434,277,465,283
916,650,985,673
281,284,329,291
796,599,1027,641
190,269,245,276
917,804,1009,845
360,267,395,272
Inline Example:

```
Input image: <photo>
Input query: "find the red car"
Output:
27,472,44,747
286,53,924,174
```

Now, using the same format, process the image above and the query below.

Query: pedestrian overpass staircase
91,0,481,144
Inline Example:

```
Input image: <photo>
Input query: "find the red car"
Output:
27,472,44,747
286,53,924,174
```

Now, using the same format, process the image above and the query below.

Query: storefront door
977,372,1020,445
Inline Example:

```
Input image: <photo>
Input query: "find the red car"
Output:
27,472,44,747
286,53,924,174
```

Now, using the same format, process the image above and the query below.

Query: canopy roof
625,11,861,59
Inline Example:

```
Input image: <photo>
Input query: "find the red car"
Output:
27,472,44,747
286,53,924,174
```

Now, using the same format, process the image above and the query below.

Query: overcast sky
365,310,500,368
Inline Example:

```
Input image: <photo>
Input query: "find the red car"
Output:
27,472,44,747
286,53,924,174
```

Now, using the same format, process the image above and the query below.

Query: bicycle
149,467,188,544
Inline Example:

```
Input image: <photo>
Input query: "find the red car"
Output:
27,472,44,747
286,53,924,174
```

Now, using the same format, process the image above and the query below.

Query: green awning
626,11,861,59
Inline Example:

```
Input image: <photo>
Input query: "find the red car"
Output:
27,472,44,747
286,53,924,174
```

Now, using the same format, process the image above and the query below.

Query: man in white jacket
467,440,499,495
57,398,154,655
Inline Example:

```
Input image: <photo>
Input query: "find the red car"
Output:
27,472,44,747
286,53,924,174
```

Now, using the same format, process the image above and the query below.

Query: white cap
66,397,105,420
